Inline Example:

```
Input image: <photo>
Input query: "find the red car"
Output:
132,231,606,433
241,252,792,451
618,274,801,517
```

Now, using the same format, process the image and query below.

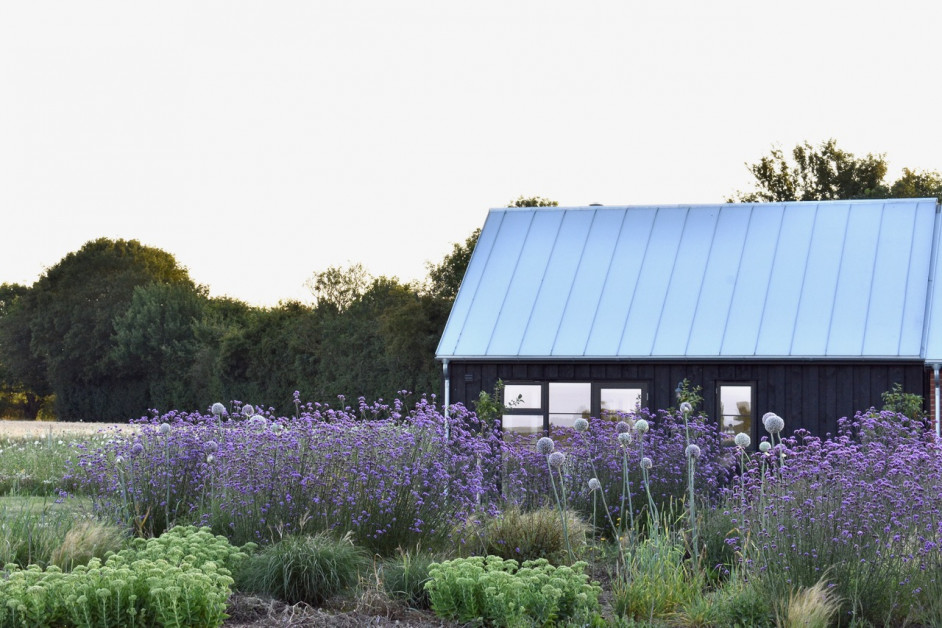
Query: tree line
1,140,939,422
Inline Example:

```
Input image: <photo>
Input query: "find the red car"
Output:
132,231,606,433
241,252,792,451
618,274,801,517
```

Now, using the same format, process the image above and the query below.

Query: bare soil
223,594,457,627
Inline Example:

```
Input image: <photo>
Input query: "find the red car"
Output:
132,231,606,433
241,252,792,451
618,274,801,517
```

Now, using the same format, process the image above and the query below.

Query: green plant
881,382,925,422
0,497,105,569
235,531,368,606
425,555,600,626
777,577,842,628
380,547,439,609
49,520,126,571
680,573,772,627
463,505,590,564
612,534,702,622
675,379,704,414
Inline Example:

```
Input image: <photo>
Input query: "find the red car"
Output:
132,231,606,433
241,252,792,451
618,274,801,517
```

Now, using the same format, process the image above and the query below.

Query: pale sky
2,1,940,306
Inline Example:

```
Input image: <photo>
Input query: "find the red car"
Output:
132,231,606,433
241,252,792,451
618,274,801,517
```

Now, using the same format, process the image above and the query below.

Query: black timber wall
445,360,928,438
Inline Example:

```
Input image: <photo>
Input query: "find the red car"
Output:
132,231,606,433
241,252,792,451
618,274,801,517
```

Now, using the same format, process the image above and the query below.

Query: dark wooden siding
445,360,928,438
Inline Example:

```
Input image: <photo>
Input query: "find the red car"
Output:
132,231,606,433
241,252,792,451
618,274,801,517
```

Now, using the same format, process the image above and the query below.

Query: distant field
0,420,138,439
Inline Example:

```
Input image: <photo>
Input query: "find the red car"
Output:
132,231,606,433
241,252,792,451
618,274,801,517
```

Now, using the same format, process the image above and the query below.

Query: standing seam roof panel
900,201,937,355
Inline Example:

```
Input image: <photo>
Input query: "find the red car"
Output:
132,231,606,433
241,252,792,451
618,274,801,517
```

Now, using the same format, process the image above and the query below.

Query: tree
6,238,193,420
507,196,559,208
731,139,891,202
425,229,480,301
890,168,942,200
305,263,370,313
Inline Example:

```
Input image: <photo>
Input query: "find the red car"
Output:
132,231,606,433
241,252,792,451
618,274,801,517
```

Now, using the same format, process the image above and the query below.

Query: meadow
1,396,941,627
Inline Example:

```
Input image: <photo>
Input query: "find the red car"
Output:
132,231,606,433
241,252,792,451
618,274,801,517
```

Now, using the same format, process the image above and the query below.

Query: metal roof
437,199,942,362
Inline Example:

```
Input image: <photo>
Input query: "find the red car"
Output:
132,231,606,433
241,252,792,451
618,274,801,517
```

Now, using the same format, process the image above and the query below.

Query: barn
436,198,942,442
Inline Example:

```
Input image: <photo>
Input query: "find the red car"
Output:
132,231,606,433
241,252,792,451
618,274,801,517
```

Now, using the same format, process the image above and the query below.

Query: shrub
612,534,702,621
462,506,590,564
0,525,249,628
235,532,368,606
380,547,439,609
425,555,600,626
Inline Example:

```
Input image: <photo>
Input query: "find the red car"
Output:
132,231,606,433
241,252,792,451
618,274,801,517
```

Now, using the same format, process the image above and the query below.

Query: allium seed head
618,431,633,446
633,419,650,434
765,415,785,435
548,451,566,468
158,423,171,435
762,412,777,429
115,455,124,465
640,457,653,470
270,422,285,435
130,442,144,456
242,404,255,418
573,418,589,433
588,478,602,491
680,401,693,414
685,444,701,459
249,415,267,430
759,441,772,453
734,432,751,449
206,454,214,464
536,436,555,455
203,440,218,453
616,421,631,434
211,402,225,416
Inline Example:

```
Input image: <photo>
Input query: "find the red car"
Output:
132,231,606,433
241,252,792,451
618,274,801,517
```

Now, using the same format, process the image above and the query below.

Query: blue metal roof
437,199,942,361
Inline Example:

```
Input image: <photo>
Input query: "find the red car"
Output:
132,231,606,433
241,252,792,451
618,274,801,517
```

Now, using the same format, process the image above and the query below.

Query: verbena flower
573,418,589,432
640,457,653,470
536,436,555,455
765,414,785,435
634,419,650,434
734,433,751,449
685,444,701,459
680,401,693,414
588,478,601,491
548,451,566,468
618,432,633,446
211,402,226,417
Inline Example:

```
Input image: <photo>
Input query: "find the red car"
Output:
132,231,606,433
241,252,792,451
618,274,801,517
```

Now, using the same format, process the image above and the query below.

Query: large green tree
0,238,193,420
730,139,942,203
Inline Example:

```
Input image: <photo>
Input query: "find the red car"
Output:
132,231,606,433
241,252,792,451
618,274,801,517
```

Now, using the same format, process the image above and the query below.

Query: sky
2,1,940,307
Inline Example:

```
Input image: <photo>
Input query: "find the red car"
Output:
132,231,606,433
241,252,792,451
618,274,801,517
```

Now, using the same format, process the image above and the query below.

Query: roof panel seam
617,209,659,354
649,206,691,355
718,205,754,354
752,205,785,356
898,205,920,356
860,202,887,355
920,202,942,360
583,209,628,356
515,212,565,356
788,203,820,356
683,208,721,355
551,209,598,355
484,212,535,355
823,205,852,356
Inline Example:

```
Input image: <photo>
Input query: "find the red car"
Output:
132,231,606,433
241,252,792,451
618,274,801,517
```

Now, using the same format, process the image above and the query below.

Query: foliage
0,525,249,628
726,410,942,625
612,534,702,621
305,263,371,313
424,228,479,301
0,498,113,569
777,577,842,628
461,506,590,564
507,196,559,208
235,532,367,606
379,547,440,609
675,378,703,413
425,555,600,626
731,138,942,203
71,397,500,553
0,434,86,495
880,382,925,422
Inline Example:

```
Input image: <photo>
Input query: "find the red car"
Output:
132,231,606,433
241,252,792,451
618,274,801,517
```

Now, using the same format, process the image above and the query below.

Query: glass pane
719,385,752,438
549,382,591,427
600,387,643,418
504,384,542,410
501,414,543,435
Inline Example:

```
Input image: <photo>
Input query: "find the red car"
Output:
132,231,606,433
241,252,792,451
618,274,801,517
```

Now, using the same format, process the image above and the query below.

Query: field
0,420,137,439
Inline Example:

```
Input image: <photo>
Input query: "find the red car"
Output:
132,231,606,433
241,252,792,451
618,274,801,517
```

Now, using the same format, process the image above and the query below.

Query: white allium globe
633,419,650,434
536,436,555,455
734,432,751,449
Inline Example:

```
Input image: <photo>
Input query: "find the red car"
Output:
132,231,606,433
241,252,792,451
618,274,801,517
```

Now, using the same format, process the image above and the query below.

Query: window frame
715,380,756,444
591,381,650,419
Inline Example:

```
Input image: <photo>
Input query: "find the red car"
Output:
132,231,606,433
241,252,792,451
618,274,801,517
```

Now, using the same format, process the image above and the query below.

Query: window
717,382,754,441
502,383,544,438
597,383,647,418
549,382,591,429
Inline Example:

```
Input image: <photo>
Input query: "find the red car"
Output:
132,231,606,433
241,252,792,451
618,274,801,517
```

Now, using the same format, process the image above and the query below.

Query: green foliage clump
425,555,600,626
612,536,702,622
881,382,925,422
463,506,590,564
0,525,251,628
235,532,368,606
379,547,440,609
